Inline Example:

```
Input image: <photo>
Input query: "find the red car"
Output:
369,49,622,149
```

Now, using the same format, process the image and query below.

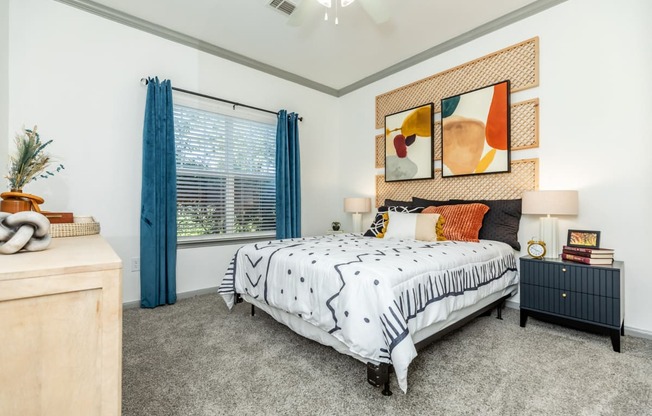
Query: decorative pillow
422,203,489,242
365,212,390,237
383,211,445,241
411,197,451,207
363,205,424,238
384,199,414,207
449,199,522,250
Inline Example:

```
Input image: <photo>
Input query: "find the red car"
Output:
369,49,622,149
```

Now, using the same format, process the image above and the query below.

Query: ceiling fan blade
358,0,390,24
287,0,321,27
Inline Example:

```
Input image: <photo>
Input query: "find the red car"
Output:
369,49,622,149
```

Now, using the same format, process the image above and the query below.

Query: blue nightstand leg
610,329,621,353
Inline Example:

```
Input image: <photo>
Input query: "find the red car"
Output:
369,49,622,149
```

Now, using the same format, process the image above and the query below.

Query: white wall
7,0,652,335
0,0,8,171
337,0,652,334
7,0,340,303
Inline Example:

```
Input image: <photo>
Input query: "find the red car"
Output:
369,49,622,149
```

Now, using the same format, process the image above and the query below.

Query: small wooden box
42,211,74,224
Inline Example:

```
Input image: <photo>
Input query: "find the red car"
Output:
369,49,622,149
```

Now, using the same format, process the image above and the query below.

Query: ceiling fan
285,0,391,26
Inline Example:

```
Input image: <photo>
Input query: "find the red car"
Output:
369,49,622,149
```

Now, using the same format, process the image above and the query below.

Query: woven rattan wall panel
375,99,539,167
434,121,442,160
375,134,384,168
375,158,538,207
375,37,539,129
511,98,539,150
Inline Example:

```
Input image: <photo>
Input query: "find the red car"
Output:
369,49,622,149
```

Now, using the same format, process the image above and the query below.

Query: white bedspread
218,234,518,392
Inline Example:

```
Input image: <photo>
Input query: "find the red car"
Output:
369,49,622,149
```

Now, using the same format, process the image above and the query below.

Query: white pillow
383,211,445,241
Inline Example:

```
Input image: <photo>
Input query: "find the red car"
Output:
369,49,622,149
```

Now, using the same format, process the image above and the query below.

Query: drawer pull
562,268,567,272
562,293,567,298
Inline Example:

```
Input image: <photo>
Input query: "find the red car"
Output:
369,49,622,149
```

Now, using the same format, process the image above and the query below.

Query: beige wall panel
375,37,539,128
375,158,539,207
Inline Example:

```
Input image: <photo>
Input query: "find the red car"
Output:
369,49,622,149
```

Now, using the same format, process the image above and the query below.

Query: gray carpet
122,293,652,416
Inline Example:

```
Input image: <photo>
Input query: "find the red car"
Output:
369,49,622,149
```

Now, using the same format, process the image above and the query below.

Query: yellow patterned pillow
376,212,390,238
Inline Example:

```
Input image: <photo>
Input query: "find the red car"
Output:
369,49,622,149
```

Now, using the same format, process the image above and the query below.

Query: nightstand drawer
520,259,620,298
520,283,620,327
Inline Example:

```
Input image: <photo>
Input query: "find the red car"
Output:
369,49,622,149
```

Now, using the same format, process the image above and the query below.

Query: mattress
219,233,519,392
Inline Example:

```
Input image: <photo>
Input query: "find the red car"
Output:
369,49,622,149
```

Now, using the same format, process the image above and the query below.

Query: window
173,100,276,243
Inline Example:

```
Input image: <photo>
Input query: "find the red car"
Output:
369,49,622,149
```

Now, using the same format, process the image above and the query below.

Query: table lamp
344,197,371,233
522,190,578,258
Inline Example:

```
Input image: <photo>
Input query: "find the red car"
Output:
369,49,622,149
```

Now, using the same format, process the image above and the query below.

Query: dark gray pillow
449,199,522,250
411,197,450,207
384,199,414,207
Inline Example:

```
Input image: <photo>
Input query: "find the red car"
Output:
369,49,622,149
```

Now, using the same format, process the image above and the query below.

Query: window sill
177,232,276,248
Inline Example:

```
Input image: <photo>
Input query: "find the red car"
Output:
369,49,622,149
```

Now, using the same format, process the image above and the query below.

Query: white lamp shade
344,197,371,214
522,190,579,216
523,190,578,259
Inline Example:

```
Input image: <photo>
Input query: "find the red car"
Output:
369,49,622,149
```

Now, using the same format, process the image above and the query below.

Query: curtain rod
140,78,302,121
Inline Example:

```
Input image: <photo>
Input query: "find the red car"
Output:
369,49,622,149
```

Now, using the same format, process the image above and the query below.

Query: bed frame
234,290,514,396
367,293,510,395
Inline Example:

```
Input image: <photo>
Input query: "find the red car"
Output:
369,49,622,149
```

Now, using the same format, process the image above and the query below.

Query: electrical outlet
131,257,140,272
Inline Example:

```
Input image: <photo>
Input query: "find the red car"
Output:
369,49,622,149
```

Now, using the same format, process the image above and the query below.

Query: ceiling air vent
269,0,296,16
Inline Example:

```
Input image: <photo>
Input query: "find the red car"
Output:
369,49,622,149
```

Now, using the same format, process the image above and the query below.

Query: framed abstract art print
384,103,434,182
441,80,511,178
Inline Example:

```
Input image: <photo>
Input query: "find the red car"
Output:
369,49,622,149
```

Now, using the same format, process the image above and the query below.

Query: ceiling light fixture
317,0,356,24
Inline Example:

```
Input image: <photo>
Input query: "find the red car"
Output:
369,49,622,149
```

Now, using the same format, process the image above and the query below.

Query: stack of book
561,245,614,265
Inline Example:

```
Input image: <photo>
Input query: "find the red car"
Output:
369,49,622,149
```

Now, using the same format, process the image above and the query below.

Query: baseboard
123,288,652,340
625,326,652,340
503,298,652,340
122,286,220,309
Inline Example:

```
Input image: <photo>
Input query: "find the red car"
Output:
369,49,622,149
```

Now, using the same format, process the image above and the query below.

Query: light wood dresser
0,235,123,415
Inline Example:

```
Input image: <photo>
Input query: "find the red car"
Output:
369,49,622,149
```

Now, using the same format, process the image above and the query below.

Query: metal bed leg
496,300,504,320
251,304,255,317
382,382,393,396
367,362,393,396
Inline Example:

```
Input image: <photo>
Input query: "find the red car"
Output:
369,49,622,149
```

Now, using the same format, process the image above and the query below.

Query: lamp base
540,216,559,259
352,213,362,233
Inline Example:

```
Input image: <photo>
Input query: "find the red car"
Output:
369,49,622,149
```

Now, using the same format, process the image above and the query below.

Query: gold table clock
527,240,546,259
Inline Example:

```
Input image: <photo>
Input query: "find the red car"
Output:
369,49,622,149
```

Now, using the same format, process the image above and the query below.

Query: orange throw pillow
422,203,490,242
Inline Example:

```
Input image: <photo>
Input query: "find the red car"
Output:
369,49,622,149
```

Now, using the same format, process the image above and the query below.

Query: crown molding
53,0,338,96
54,0,566,97
339,0,567,96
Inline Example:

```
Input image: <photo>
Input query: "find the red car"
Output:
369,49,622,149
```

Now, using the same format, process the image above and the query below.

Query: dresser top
0,235,122,280
520,255,624,270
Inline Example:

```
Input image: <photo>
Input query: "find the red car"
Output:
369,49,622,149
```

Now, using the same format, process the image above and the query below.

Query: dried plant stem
5,126,64,191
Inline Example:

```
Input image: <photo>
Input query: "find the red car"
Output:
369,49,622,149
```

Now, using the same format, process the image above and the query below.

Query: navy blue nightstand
519,256,625,352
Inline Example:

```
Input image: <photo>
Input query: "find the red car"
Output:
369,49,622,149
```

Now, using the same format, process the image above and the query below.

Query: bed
218,200,520,395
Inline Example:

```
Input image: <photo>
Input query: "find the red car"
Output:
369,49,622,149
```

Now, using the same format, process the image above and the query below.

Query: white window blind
174,103,276,243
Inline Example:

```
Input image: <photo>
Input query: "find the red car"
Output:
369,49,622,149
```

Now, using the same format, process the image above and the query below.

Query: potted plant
1,126,64,213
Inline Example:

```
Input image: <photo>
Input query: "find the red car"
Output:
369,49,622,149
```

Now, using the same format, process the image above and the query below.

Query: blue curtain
140,77,177,308
275,110,301,239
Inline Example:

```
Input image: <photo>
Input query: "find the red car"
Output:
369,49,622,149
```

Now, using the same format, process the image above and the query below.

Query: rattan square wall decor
441,80,511,178
384,103,434,182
